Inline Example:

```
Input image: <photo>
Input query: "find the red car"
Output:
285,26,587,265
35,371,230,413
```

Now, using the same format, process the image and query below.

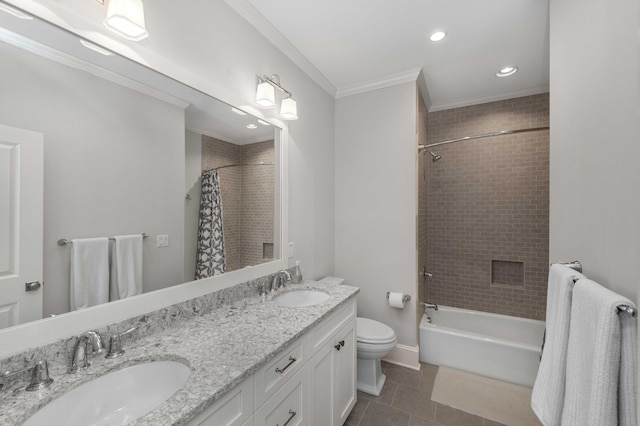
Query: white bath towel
70,237,110,311
109,234,143,301
561,278,637,426
531,264,584,426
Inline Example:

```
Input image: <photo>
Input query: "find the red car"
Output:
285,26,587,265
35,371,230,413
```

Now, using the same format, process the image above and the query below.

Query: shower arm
418,126,549,151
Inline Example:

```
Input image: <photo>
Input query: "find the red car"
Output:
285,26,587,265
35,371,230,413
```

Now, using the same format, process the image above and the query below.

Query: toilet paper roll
388,292,406,309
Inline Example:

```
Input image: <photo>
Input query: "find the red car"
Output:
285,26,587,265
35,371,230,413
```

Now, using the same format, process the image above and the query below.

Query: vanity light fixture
496,66,518,77
103,0,149,41
246,123,258,129
0,3,33,19
256,80,276,108
429,31,447,42
231,107,247,115
256,74,299,120
80,39,114,56
279,97,298,120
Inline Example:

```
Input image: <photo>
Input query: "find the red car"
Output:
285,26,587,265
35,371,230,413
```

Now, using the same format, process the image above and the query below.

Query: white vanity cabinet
186,298,356,426
186,376,254,426
308,309,357,426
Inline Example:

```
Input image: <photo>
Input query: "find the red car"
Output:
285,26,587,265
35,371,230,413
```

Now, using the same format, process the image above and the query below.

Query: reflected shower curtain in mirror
195,170,226,279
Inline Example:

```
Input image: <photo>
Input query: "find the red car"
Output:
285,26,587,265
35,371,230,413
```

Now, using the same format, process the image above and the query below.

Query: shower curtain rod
204,162,275,173
418,126,549,150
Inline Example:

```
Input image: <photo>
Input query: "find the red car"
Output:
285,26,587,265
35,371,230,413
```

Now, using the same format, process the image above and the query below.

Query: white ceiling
242,0,549,111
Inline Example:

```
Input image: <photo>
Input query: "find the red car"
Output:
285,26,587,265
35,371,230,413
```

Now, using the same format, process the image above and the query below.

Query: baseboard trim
382,344,420,370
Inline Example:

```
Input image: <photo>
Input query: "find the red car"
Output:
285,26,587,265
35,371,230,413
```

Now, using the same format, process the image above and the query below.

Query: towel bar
57,233,148,246
556,261,636,317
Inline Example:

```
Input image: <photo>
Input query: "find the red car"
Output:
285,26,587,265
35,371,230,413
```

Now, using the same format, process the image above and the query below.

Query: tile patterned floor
346,362,509,426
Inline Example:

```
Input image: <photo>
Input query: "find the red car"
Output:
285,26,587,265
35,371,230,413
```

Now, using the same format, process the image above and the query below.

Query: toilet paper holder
386,292,411,303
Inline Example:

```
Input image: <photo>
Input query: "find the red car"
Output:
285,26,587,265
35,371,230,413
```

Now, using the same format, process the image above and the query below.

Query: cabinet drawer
254,337,307,407
310,299,356,355
186,376,253,426
254,368,307,426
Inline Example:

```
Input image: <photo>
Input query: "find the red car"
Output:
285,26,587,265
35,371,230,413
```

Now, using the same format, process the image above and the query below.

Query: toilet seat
356,317,396,345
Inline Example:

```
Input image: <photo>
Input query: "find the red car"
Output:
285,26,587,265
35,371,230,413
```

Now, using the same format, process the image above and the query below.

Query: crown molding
335,68,422,99
428,86,550,112
225,0,336,97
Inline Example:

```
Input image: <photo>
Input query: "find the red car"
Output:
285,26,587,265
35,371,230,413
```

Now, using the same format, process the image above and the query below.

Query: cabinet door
254,367,307,426
308,343,334,426
334,319,356,426
186,377,253,426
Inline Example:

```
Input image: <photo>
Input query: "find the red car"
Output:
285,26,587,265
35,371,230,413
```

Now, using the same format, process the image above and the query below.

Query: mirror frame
0,2,289,358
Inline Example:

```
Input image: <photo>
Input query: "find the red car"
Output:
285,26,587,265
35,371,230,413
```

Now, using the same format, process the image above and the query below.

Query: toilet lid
357,317,396,344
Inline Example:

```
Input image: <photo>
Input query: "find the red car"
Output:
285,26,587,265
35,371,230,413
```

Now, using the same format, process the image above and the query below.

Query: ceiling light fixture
104,0,149,41
256,74,299,120
496,66,518,77
0,3,33,19
429,31,447,42
247,124,258,129
231,107,247,115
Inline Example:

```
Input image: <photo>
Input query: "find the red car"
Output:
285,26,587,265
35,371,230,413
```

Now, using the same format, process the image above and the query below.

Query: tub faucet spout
423,302,438,311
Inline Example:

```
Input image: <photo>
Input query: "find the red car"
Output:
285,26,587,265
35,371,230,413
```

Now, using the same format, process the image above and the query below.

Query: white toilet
319,277,398,397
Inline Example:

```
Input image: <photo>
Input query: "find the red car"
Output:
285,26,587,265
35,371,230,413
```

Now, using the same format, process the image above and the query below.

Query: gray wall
0,41,185,316
184,130,203,282
549,0,639,303
426,94,550,320
335,82,418,348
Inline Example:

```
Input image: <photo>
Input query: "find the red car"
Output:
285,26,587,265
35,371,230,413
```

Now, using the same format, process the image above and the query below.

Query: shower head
428,151,442,162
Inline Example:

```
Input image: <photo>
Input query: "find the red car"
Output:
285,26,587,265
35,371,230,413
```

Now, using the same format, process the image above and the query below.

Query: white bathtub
419,305,545,387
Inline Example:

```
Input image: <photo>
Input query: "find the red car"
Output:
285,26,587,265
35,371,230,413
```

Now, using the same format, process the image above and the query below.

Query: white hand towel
531,264,584,426
109,234,143,301
70,237,110,311
561,279,637,426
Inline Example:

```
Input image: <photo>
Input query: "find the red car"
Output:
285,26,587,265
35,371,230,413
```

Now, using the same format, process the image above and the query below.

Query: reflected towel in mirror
70,238,110,311
109,235,143,301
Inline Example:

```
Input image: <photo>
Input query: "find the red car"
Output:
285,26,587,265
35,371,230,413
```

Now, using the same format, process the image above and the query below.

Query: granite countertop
1,281,359,425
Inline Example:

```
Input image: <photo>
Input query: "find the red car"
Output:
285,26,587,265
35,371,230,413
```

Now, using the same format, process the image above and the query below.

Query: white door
0,124,43,329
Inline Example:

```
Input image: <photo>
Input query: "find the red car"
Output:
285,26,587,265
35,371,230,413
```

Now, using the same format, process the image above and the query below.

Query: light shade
280,97,298,120
104,0,149,41
256,81,276,107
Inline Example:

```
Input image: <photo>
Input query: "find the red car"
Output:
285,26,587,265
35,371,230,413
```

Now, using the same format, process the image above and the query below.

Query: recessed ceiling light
246,124,258,129
429,31,447,42
231,107,247,115
496,66,518,77
258,119,270,126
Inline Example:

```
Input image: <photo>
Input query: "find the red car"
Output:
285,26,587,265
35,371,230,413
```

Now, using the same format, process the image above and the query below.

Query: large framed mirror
0,2,286,341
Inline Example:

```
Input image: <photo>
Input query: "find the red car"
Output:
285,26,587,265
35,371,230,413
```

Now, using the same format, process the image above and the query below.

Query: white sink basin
272,290,330,307
24,360,190,426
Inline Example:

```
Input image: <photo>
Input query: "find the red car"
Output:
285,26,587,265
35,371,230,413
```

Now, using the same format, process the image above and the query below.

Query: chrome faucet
70,331,105,373
106,327,138,359
423,302,438,311
270,270,292,292
1,360,54,392
422,302,439,324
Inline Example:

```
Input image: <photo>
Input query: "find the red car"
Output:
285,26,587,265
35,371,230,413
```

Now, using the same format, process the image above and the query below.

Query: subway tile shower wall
425,94,549,320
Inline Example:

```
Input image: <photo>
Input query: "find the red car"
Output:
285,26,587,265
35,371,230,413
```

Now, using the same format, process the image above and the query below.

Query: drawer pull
334,340,345,350
277,409,297,426
274,356,297,374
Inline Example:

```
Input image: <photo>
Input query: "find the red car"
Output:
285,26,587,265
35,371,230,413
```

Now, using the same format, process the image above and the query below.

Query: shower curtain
195,170,226,279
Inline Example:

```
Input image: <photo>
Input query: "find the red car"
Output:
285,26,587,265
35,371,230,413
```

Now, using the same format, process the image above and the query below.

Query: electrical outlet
157,235,169,247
